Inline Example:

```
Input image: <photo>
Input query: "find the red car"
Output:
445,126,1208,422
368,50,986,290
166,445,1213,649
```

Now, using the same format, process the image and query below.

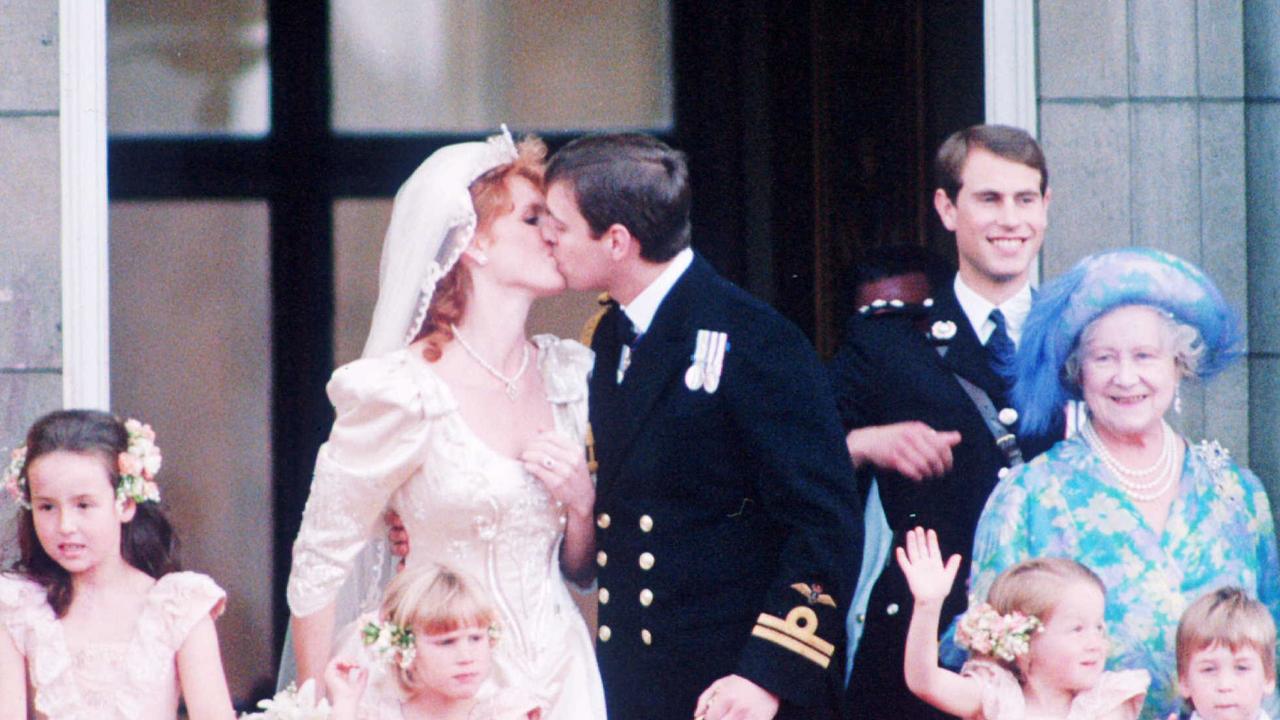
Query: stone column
1245,0,1280,512
0,2,61,451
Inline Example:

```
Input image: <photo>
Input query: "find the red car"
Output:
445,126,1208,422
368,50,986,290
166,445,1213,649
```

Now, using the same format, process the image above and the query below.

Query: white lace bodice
287,335,605,719
0,571,226,720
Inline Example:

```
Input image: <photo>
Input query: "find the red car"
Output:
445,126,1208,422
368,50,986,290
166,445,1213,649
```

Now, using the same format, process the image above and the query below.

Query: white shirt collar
620,247,694,335
1190,712,1270,720
952,273,1033,346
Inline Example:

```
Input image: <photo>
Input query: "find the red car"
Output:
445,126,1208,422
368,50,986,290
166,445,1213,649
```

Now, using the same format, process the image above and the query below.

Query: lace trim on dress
0,572,225,720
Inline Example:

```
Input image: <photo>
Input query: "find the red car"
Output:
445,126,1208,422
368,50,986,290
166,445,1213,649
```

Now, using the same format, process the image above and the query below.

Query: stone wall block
1247,356,1280,517
0,372,61,450
1039,102,1132,278
1038,0,1129,98
1197,102,1248,315
0,116,61,369
1246,103,1280,353
1130,103,1200,256
1244,0,1280,97
1131,0,1198,97
0,1,58,111
1198,0,1245,97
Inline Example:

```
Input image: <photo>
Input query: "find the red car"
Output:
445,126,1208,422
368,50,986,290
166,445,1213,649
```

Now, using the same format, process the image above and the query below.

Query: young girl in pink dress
0,410,234,720
317,564,539,720
897,527,1150,720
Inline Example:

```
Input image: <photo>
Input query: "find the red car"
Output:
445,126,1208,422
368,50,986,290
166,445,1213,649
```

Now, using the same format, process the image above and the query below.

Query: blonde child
322,564,540,720
0,409,234,720
897,526,1149,719
1173,587,1276,720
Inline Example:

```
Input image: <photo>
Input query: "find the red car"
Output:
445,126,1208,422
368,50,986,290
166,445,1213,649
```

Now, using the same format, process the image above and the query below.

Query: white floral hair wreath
362,619,417,670
955,602,1043,662
361,126,520,358
3,418,163,512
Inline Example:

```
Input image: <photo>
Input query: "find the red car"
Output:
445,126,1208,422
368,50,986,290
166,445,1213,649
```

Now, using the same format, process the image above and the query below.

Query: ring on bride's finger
542,457,555,470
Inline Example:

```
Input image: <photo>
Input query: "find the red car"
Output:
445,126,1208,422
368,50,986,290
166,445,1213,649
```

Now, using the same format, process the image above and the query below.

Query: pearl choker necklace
1080,419,1177,501
450,324,530,400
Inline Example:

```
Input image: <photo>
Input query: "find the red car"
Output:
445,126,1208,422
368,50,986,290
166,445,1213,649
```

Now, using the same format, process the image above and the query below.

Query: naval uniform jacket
590,254,862,720
827,282,1060,719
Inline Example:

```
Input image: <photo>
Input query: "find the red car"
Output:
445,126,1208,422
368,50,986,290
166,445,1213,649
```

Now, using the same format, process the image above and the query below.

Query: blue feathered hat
1014,247,1244,438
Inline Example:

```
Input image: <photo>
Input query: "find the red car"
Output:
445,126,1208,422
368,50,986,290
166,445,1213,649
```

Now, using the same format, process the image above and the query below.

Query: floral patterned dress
0,571,226,720
965,435,1280,719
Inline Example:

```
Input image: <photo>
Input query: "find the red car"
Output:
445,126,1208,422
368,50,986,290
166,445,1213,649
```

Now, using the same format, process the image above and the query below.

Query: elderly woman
963,248,1280,718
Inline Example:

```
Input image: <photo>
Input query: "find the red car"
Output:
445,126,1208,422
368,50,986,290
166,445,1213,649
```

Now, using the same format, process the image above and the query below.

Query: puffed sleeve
1070,669,1149,720
151,572,227,651
286,352,440,617
959,659,1025,720
534,335,593,446
0,574,46,657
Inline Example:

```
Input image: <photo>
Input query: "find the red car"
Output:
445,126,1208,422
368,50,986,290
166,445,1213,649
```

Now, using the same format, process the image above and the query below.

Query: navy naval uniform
828,280,1060,720
590,252,862,720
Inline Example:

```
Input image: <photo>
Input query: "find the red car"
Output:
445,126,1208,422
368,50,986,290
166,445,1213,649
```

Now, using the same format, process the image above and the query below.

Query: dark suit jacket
827,282,1060,719
591,254,862,720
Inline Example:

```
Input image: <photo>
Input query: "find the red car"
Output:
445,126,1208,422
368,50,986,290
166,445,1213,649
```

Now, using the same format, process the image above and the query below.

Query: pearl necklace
1080,419,1178,501
450,324,530,400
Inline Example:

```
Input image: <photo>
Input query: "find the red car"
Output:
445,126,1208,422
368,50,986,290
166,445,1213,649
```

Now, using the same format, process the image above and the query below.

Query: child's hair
987,556,1106,622
381,563,497,694
11,409,180,616
1176,586,1276,681
975,557,1106,675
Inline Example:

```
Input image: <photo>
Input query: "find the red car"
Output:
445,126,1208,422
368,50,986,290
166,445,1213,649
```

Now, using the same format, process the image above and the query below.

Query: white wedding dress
286,335,605,720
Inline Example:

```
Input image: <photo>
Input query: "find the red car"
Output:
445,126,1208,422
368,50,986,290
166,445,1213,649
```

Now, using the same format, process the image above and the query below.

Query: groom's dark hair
546,133,691,263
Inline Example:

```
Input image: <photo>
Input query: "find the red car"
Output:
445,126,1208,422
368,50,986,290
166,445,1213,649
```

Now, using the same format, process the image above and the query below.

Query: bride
285,128,605,718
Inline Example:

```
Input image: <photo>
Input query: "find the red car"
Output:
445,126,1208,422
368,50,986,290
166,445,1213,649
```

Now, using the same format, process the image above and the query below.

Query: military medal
703,331,728,394
685,329,710,390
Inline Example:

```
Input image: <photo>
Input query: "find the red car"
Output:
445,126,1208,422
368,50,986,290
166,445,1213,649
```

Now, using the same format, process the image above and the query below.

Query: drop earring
468,249,489,266
1174,387,1183,415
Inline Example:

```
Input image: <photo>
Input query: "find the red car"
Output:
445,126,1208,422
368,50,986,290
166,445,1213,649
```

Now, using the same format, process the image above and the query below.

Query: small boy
1176,587,1277,720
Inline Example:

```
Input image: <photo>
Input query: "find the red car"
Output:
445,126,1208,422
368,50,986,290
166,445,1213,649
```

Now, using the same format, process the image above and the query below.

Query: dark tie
615,308,639,347
987,309,1015,374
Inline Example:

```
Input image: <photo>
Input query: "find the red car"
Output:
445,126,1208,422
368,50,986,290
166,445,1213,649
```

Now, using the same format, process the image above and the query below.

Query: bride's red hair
414,136,547,361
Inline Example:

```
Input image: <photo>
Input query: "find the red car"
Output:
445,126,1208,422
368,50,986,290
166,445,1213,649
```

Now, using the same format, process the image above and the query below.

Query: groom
542,133,862,720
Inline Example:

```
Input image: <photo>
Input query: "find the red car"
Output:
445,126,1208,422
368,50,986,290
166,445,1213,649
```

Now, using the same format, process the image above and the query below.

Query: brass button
641,628,652,645
598,588,610,604
598,625,611,642
638,552,655,570
639,514,654,532
886,603,900,616
596,513,611,529
639,588,654,607
596,550,608,567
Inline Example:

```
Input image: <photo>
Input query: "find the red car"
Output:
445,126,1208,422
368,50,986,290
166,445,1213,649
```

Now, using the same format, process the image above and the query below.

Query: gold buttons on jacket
598,588,610,604
641,629,653,645
638,552,655,570
639,514,654,532
598,625,611,642
639,589,654,607
596,513,611,529
886,603,900,616
596,550,608,568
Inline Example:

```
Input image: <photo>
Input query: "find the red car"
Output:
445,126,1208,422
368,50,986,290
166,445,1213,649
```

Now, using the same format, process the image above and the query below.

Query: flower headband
3,418,163,511
362,619,417,670
955,603,1042,662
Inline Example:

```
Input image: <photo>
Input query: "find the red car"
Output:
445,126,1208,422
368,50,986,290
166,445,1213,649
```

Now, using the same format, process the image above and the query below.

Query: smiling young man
829,124,1063,719
542,133,861,720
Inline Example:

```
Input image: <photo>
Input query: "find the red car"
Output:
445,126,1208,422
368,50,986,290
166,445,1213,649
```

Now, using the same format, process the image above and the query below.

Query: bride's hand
522,431,594,518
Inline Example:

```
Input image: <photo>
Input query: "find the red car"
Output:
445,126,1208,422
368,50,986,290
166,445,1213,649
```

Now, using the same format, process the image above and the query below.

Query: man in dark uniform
542,133,861,720
831,125,1063,719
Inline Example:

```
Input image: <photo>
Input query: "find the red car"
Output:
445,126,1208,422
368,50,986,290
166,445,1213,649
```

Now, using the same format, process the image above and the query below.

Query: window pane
108,0,270,136
330,0,672,133
335,199,600,367
109,201,273,700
